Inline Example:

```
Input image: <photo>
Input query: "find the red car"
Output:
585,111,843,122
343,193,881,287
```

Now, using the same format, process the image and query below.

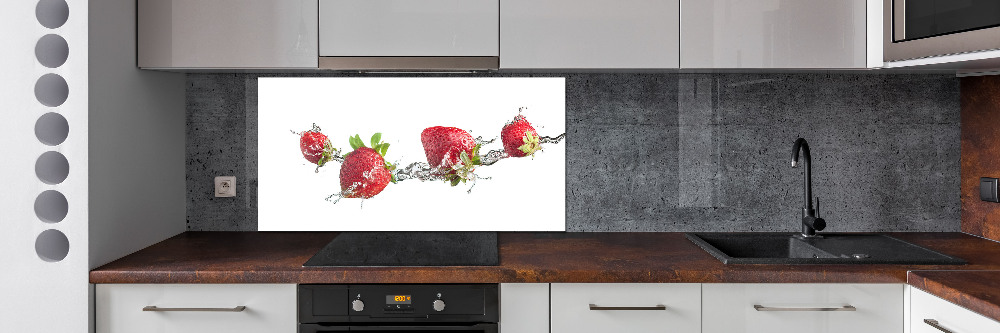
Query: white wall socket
215,176,236,197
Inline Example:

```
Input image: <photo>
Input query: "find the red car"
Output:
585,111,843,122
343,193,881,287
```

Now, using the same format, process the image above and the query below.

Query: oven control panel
299,284,498,323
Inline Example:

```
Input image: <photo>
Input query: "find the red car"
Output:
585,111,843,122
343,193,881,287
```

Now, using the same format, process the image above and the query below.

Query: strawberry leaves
347,132,397,183
445,144,482,187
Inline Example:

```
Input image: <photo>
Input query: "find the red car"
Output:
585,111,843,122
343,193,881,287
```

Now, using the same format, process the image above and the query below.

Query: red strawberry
420,126,481,186
300,128,333,165
339,133,395,199
501,115,541,157
420,126,477,168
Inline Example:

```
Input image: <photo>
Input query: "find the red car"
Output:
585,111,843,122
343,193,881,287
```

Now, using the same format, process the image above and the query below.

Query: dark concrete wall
187,73,960,232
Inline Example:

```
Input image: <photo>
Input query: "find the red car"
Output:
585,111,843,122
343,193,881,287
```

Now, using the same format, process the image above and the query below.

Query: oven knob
352,299,365,312
432,299,446,312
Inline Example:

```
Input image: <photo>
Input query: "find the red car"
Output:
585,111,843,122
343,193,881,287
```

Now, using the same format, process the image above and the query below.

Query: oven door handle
341,324,498,332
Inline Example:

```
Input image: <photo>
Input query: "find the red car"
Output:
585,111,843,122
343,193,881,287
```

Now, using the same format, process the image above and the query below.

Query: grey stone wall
187,73,960,232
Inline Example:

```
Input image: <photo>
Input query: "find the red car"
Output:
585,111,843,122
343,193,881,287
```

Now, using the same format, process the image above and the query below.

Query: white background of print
258,77,566,231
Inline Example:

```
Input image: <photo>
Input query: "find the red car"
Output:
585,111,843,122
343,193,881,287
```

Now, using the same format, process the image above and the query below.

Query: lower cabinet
95,284,297,333
910,287,1000,333
500,283,549,333
702,284,903,333
550,283,702,333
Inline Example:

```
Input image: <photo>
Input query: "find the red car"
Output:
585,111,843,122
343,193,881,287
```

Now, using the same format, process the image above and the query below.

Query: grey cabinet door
319,0,500,57
138,0,318,69
501,0,680,69
681,0,869,68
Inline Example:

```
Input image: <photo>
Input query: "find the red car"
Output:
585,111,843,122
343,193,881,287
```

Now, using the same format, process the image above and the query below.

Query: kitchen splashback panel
187,73,960,232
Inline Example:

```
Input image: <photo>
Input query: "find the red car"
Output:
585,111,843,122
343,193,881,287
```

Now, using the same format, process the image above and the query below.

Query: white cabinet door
500,284,549,333
319,0,499,56
551,283,700,333
501,0,679,69
911,287,1000,333
702,283,903,333
681,0,868,68
138,0,318,69
96,284,297,333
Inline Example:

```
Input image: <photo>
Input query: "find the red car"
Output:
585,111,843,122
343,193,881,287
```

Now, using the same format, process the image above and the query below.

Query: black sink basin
686,233,966,265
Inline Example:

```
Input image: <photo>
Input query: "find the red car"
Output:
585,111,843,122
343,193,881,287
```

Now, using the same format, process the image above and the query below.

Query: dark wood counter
90,232,1000,284
909,270,1000,323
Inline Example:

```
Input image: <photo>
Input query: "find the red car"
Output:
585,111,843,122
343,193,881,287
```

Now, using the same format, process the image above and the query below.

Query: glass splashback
257,77,566,231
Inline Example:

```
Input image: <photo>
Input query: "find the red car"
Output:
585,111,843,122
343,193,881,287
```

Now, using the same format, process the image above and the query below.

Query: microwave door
896,0,1000,42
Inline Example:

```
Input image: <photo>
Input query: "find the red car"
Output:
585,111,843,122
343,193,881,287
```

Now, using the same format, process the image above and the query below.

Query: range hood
318,56,499,71
318,0,499,71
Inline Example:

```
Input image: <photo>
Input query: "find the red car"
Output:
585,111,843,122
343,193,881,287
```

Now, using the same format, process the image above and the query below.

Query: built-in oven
884,0,1000,61
299,284,498,333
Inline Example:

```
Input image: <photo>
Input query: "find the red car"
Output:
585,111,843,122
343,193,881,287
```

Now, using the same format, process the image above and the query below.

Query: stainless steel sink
686,233,966,265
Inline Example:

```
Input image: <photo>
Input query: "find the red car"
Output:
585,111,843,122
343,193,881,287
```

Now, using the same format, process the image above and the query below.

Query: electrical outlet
215,176,236,197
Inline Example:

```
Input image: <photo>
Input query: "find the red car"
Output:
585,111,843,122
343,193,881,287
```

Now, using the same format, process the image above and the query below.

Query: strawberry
300,128,333,165
420,126,477,168
501,115,541,157
420,126,481,186
339,133,396,199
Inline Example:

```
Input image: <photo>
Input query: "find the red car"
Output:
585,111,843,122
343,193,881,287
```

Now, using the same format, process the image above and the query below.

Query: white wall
0,0,185,331
88,0,186,271
0,0,90,331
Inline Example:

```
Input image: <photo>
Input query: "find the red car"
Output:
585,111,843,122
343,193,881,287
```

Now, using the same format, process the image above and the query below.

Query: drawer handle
753,305,856,312
589,304,667,311
143,306,247,312
924,319,955,333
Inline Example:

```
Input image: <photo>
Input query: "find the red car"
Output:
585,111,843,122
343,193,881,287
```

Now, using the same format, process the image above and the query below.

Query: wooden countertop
90,232,1000,322
90,231,1000,284
908,270,1000,323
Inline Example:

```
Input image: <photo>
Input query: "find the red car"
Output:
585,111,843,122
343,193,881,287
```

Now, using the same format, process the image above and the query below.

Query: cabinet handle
924,319,955,333
753,305,856,312
589,304,666,311
143,306,247,312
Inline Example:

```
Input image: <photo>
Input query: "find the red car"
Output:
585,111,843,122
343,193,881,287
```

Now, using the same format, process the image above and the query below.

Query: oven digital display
386,295,412,304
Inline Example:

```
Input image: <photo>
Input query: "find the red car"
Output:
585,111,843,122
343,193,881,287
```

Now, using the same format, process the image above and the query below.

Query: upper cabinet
319,0,498,57
500,0,680,69
137,0,318,69
318,0,499,70
680,0,875,69
137,0,883,70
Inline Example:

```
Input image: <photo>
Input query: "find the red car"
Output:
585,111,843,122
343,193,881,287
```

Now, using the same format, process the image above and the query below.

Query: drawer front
96,284,296,333
911,288,1000,333
702,283,903,333
550,283,700,333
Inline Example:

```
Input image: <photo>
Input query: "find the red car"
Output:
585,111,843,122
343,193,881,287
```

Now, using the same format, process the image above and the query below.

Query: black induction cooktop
303,232,499,267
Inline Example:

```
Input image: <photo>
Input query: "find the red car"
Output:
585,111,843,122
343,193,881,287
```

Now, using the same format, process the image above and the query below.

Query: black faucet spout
791,138,825,237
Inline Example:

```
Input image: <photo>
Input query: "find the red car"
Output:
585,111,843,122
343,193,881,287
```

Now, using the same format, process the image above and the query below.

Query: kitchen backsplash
187,73,960,232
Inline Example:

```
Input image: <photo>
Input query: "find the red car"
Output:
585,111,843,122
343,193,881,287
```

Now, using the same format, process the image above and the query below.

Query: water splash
475,136,497,146
539,133,566,144
480,150,509,166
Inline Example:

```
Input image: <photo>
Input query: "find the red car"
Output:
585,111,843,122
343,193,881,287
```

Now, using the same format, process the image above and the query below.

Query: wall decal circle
35,34,69,68
35,229,69,262
35,112,69,146
36,0,69,29
34,73,69,107
34,190,68,223
35,151,69,185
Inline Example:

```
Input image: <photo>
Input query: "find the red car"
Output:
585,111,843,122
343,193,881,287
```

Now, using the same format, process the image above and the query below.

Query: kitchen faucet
791,138,826,238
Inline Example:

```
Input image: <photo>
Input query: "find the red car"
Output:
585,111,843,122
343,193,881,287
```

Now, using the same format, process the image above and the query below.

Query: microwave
884,0,1000,62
